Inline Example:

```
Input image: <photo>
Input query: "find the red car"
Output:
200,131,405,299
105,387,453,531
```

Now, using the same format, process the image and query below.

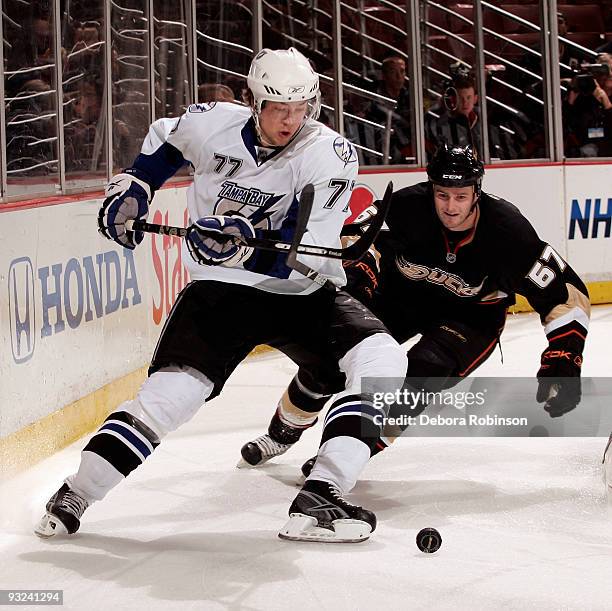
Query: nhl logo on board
446,253,457,263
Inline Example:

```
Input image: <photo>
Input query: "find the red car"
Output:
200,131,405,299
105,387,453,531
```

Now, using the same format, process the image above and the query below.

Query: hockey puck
416,528,442,553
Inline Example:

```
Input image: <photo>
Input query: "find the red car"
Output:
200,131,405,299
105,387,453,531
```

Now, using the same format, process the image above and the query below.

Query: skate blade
34,512,69,538
278,513,372,543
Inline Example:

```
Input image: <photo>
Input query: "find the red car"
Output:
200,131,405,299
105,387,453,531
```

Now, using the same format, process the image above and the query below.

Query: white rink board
1,163,610,438
564,164,612,282
0,187,190,437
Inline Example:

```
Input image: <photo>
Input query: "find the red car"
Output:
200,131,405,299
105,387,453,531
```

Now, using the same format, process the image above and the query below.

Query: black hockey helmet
427,144,484,196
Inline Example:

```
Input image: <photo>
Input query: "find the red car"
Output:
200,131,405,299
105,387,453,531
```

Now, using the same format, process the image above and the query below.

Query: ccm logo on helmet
442,174,464,179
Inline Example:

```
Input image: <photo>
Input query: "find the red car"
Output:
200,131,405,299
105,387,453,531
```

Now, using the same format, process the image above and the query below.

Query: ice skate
279,479,376,543
238,434,295,468
238,410,309,468
300,456,316,478
34,483,89,538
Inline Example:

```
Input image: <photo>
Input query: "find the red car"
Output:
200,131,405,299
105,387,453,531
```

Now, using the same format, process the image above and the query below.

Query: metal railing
2,0,610,202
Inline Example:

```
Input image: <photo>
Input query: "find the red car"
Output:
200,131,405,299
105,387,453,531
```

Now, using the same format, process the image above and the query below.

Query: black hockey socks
83,410,161,477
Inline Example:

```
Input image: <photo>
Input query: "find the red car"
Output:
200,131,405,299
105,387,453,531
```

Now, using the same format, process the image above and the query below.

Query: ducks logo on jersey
395,255,486,298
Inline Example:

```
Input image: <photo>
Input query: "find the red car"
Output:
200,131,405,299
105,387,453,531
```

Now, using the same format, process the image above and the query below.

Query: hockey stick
286,182,314,271
125,181,393,261
284,183,335,289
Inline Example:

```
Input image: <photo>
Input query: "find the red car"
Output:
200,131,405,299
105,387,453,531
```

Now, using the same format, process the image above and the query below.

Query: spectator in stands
66,20,103,75
556,12,592,75
515,11,594,157
5,78,56,175
425,68,526,160
198,83,236,103
220,75,249,102
64,77,104,173
343,85,377,164
425,69,481,157
563,62,612,157
365,54,413,164
596,53,612,98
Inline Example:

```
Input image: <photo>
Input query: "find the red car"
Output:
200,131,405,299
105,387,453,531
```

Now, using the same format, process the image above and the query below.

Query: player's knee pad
339,332,408,393
293,368,343,405
407,341,460,392
127,365,215,437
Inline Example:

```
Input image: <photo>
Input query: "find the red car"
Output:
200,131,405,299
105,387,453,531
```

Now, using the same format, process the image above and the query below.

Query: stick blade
287,183,315,267
342,181,393,261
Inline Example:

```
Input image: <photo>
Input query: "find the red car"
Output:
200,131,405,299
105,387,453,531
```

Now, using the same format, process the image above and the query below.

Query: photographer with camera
595,53,612,98
425,64,527,160
563,61,612,158
364,54,413,165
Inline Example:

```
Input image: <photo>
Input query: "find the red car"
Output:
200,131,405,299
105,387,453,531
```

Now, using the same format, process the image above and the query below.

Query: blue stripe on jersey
244,194,300,279
240,117,285,166
325,402,380,424
268,194,300,279
131,142,188,190
241,119,258,163
100,422,153,458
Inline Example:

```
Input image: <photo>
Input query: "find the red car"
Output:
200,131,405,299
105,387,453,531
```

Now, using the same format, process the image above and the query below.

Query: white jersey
136,102,359,295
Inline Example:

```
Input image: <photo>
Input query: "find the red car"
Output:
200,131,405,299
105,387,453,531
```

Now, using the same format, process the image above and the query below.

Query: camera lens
576,74,596,95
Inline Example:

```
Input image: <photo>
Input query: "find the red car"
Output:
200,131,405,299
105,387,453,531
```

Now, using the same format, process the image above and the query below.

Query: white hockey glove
98,172,152,249
186,215,255,267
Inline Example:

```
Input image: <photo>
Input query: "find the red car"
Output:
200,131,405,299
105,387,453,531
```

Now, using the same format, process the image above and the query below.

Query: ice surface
1,307,611,610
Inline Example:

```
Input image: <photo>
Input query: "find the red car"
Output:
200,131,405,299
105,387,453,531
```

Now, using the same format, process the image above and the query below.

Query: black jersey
352,181,590,339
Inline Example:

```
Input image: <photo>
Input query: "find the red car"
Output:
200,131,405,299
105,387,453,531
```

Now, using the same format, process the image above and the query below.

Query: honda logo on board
8,256,36,363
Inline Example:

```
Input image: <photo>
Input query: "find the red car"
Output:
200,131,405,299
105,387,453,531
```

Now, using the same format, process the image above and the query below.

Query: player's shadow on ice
352,478,579,526
255,465,581,529
21,530,377,609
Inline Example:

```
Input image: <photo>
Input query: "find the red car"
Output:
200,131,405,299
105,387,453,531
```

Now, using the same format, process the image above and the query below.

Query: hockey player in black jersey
240,145,591,476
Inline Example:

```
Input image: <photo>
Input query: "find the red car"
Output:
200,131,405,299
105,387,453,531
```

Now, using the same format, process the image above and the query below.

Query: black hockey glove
342,241,380,303
536,321,586,417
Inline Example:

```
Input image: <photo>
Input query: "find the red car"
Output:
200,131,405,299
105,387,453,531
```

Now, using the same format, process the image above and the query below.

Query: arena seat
501,32,541,58
422,5,449,33
498,5,541,34
558,5,605,34
564,31,605,52
446,4,475,35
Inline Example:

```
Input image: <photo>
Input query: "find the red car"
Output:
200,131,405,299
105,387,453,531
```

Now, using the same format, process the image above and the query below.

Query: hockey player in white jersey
35,48,407,543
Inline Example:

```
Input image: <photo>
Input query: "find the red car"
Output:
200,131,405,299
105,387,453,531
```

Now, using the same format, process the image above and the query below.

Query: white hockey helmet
247,47,321,124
